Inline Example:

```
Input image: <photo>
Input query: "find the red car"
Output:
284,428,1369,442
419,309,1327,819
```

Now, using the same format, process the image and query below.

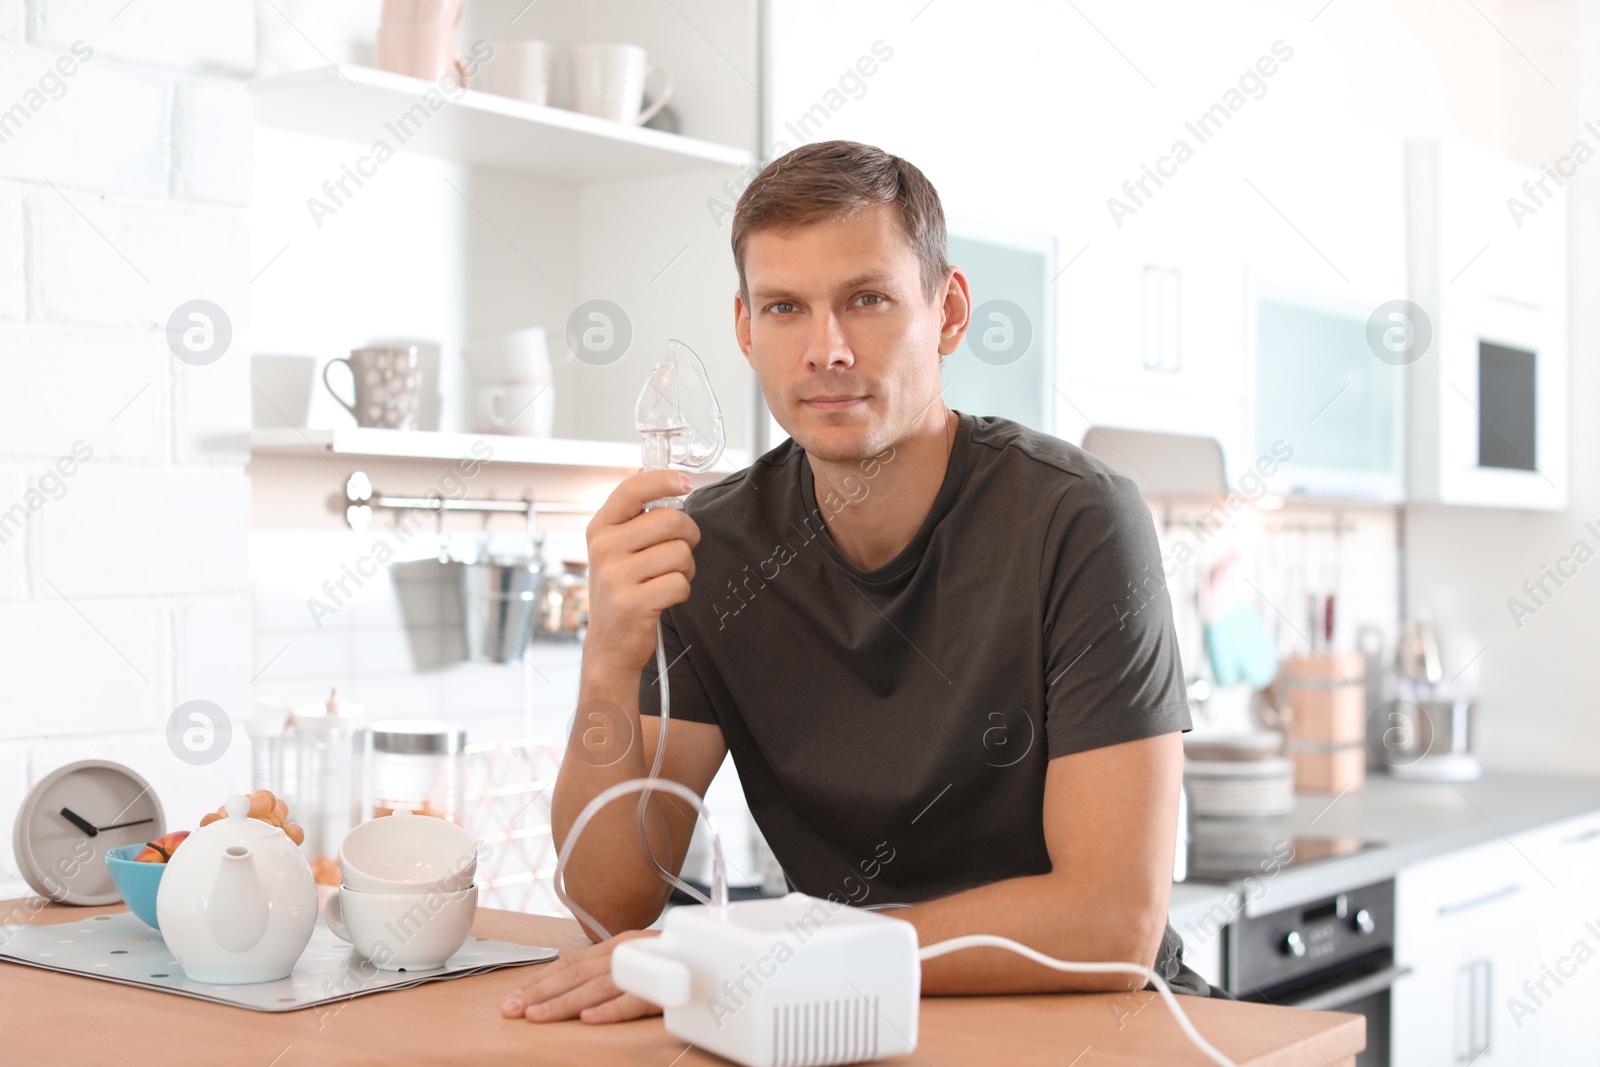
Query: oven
1223,879,1409,1067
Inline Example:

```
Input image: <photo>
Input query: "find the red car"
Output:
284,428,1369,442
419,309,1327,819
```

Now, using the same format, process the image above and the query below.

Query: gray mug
323,347,422,430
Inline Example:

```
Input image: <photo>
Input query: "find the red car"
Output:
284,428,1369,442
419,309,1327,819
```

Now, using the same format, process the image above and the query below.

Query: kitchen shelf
250,427,749,473
249,65,753,182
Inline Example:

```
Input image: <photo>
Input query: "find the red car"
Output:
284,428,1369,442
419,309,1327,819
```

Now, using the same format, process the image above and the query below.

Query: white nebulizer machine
551,342,1239,1067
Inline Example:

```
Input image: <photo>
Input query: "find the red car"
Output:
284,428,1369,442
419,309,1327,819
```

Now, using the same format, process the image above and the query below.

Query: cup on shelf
570,42,672,126
472,382,552,437
251,353,316,429
463,326,550,384
464,327,554,436
376,0,469,85
477,40,554,105
323,346,424,430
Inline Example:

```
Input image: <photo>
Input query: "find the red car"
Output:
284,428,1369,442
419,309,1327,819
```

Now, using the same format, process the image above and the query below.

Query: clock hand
59,807,99,837
96,817,154,832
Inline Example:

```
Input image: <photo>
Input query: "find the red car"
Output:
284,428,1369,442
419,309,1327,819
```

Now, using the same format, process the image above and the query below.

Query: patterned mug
323,347,423,430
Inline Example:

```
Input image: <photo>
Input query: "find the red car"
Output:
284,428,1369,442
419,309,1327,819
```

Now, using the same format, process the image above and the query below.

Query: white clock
12,760,167,906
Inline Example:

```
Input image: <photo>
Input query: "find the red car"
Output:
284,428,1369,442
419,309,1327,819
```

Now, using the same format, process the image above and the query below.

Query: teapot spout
209,844,270,954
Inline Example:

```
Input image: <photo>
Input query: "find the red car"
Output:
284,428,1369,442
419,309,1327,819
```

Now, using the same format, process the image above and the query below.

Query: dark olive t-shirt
638,411,1206,994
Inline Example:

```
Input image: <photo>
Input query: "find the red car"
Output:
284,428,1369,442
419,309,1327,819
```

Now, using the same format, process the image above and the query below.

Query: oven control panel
1227,879,1395,992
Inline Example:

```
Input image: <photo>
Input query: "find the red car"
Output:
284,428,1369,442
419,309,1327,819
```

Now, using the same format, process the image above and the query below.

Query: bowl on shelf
104,844,165,930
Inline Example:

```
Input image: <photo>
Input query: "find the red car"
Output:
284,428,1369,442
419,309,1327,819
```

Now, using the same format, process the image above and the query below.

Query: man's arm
898,731,1183,994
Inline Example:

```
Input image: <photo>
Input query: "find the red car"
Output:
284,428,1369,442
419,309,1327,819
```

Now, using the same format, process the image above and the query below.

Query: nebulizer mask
551,343,1239,1067
554,339,731,936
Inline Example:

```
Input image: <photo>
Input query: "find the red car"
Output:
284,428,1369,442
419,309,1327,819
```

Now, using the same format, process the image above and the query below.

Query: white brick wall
34,0,254,75
0,0,254,898
0,48,171,198
0,1,23,44
0,190,21,319
28,193,249,329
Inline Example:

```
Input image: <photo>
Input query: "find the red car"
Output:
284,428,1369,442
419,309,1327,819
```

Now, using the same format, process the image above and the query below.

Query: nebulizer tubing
918,936,1238,1066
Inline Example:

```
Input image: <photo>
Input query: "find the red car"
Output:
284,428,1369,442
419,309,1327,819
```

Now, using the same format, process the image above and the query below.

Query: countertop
1168,772,1600,926
1,900,1365,1066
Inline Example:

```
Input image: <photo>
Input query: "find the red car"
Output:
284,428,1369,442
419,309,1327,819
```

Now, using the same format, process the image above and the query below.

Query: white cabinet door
1503,812,1600,1061
1394,838,1540,1065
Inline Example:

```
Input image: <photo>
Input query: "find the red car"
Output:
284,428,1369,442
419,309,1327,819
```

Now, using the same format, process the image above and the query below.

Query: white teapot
155,793,317,983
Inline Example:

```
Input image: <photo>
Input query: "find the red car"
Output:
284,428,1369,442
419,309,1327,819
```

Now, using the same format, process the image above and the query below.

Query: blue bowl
105,844,165,930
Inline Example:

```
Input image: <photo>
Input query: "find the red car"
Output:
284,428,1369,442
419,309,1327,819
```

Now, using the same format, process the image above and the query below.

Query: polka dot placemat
0,912,558,1012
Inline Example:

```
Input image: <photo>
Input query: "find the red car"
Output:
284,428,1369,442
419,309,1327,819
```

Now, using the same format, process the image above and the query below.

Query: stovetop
1183,834,1381,885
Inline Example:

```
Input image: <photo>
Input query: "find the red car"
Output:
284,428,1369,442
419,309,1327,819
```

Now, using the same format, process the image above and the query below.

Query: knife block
1286,653,1366,793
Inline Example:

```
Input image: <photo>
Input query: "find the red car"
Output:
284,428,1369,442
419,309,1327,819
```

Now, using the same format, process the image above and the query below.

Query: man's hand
501,929,662,1024
585,469,702,674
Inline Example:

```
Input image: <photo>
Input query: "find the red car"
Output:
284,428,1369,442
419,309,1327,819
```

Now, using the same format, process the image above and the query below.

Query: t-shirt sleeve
1040,472,1192,758
636,605,719,724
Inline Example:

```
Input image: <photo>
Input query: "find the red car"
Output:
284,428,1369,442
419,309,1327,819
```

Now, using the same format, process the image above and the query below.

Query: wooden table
1,900,1363,1066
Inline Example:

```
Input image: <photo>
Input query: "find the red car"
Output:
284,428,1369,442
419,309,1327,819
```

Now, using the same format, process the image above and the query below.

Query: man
502,140,1209,1025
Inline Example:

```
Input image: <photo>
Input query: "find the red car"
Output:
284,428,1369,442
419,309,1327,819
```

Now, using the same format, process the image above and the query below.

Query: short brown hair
732,140,951,303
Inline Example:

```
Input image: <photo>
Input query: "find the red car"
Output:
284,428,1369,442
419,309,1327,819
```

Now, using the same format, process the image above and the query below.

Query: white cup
251,354,315,429
325,883,478,971
478,40,553,105
570,42,671,125
463,326,550,385
473,383,552,437
339,810,478,894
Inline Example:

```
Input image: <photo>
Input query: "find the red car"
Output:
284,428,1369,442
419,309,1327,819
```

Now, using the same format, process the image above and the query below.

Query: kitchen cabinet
1238,116,1410,501
1054,191,1248,475
1393,816,1600,1064
1393,836,1536,1064
1406,137,1570,510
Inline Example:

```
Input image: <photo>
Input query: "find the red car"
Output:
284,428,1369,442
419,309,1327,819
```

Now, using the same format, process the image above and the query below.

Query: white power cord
918,936,1239,1067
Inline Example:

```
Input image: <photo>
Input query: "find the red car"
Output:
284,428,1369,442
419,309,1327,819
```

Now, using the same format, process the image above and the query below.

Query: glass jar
368,720,468,823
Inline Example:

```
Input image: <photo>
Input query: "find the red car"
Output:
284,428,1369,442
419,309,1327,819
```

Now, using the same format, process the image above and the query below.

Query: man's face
735,204,968,463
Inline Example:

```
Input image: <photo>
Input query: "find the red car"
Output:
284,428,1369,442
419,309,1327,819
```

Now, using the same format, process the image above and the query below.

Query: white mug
325,883,477,971
463,326,550,385
478,40,553,105
473,383,552,437
570,43,672,125
251,354,315,429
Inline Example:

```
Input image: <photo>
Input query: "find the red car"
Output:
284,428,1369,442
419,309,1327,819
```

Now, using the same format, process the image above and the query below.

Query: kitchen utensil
1381,698,1482,781
449,554,544,662
323,346,424,430
1204,603,1278,688
570,43,672,125
155,794,318,984
103,844,165,930
365,723,469,825
251,354,316,429
472,382,552,436
324,883,478,971
1397,609,1443,687
339,808,477,893
478,40,554,104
